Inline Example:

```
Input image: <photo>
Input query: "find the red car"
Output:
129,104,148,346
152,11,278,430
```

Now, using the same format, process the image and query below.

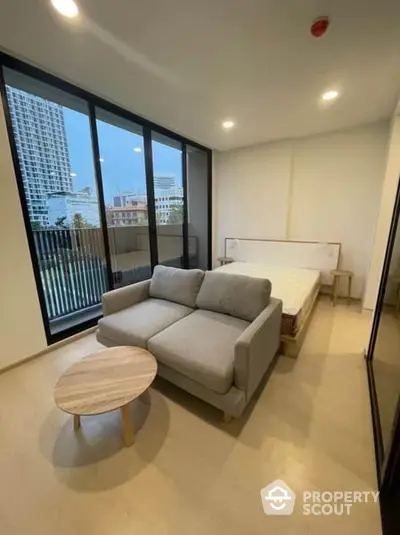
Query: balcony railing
33,226,199,334
33,229,108,322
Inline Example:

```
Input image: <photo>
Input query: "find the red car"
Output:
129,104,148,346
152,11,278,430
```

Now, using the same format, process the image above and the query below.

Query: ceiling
0,0,400,151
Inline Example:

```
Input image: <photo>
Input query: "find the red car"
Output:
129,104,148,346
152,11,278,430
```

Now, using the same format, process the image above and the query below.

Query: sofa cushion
97,298,194,348
196,271,271,322
148,309,249,394
149,265,204,308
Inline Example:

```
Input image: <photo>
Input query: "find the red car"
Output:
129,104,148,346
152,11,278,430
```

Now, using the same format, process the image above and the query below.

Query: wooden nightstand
217,256,234,266
331,269,354,306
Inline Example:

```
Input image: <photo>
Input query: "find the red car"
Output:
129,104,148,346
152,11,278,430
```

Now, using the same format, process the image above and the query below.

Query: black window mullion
143,127,158,270
207,151,213,271
88,102,113,291
182,144,189,269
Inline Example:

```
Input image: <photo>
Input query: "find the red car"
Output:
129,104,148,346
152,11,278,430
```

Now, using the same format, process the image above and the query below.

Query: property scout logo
260,480,379,516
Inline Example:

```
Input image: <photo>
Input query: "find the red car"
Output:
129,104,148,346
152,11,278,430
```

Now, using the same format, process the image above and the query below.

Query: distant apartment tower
6,86,72,226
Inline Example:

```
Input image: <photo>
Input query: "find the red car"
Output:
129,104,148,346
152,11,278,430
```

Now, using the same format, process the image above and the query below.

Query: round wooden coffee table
54,346,157,447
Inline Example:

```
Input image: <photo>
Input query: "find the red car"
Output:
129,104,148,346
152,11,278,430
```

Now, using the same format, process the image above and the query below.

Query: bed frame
223,238,341,358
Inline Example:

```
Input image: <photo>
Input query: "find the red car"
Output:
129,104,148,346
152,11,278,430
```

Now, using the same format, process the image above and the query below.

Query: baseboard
0,326,97,375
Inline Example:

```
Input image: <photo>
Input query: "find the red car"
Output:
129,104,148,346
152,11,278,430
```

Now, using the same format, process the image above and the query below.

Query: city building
155,187,184,224
113,191,147,207
154,175,176,192
47,189,100,228
106,204,148,226
6,86,72,227
112,187,183,225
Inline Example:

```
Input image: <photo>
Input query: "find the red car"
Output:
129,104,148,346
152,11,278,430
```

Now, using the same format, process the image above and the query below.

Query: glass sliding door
3,68,108,338
366,179,400,535
367,177,400,481
186,145,210,269
95,109,152,287
0,53,212,344
151,132,185,268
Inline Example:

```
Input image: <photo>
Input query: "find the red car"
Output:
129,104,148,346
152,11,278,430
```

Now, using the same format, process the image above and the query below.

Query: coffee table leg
120,403,134,447
73,414,81,431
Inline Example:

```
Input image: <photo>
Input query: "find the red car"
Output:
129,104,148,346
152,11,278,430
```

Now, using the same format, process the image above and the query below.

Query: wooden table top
54,346,158,416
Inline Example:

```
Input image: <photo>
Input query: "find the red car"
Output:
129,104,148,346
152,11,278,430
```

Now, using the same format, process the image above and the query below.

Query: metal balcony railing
33,229,108,321
32,226,199,330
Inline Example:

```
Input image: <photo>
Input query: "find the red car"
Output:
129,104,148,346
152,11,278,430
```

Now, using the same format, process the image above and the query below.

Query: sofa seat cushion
149,265,205,308
196,271,271,322
98,298,194,348
148,310,249,394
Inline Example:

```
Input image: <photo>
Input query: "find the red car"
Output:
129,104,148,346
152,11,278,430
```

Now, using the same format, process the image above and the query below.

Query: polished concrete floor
0,297,381,535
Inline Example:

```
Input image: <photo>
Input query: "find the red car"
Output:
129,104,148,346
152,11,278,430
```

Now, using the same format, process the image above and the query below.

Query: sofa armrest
234,297,282,401
102,279,151,316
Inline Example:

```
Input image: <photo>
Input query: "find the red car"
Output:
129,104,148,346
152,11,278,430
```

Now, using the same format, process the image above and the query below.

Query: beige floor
0,297,381,535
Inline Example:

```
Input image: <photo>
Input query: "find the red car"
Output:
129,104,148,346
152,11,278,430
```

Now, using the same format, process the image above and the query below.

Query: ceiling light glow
222,120,235,129
51,0,79,18
322,90,339,101
133,147,142,153
70,172,77,177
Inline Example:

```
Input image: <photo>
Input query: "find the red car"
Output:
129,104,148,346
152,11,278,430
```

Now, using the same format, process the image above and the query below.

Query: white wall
0,100,47,370
215,142,292,242
214,122,389,298
364,114,400,309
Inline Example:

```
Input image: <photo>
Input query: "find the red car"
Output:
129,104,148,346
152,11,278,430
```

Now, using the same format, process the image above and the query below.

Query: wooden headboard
224,238,341,280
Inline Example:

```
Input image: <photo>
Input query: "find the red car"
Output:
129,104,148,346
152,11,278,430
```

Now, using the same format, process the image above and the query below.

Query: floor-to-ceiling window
2,68,108,338
95,109,152,287
0,54,212,344
151,133,185,268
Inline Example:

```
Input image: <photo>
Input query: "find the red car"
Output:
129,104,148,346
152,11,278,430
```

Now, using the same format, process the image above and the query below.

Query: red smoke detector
311,16,330,38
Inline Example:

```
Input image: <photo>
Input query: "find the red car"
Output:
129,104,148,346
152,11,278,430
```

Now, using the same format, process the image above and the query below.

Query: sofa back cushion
196,271,271,322
150,265,205,308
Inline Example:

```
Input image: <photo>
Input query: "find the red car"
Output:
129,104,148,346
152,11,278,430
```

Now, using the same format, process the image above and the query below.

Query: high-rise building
6,86,73,226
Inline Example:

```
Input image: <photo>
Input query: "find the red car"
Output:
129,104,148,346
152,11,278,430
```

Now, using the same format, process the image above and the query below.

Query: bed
215,238,341,357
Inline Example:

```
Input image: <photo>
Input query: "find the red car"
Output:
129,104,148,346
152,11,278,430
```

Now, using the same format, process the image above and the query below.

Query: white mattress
215,261,320,316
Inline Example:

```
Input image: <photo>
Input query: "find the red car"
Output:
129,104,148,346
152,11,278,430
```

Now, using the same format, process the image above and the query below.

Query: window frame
0,51,212,345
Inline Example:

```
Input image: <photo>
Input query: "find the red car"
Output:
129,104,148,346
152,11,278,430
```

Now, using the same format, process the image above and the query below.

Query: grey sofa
96,265,282,418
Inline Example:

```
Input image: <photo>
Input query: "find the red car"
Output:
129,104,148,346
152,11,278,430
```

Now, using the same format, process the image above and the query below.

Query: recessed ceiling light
222,120,235,129
322,90,339,101
51,0,79,19
133,147,142,153
99,158,104,162
70,172,77,177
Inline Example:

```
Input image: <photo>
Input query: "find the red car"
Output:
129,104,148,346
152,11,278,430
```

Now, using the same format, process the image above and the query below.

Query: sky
63,108,182,206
